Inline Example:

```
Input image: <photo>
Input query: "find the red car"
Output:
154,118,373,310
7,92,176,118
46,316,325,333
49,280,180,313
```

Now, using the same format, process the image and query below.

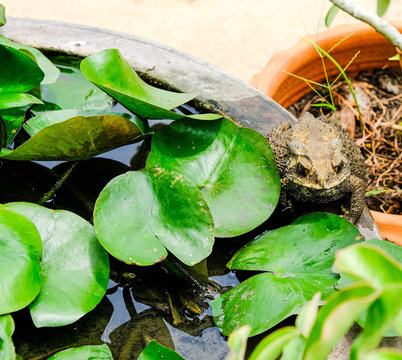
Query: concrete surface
2,0,402,81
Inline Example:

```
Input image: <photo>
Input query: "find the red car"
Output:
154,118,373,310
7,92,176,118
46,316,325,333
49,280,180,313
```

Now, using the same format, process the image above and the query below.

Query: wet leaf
147,118,280,237
80,49,221,120
0,204,42,315
34,62,112,112
0,43,44,94
47,344,112,360
24,109,149,136
138,340,185,360
0,93,42,110
0,314,15,360
212,213,361,336
0,114,144,161
6,202,110,327
227,325,251,360
0,35,59,84
94,168,214,266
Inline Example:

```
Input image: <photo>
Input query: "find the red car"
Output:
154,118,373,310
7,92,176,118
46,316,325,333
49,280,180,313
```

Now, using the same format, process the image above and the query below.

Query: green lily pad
34,62,112,112
0,315,15,360
0,204,42,315
0,114,144,161
80,49,221,120
6,202,110,328
0,35,59,84
0,43,44,94
47,344,112,360
94,168,214,266
212,213,361,336
146,118,280,237
138,340,185,360
24,109,149,136
0,93,42,110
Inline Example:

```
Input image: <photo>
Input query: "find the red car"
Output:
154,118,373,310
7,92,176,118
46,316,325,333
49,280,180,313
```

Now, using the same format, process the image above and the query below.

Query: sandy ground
2,0,402,81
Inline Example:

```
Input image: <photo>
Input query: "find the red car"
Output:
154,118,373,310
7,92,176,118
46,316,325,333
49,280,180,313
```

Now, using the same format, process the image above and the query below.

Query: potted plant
250,5,402,246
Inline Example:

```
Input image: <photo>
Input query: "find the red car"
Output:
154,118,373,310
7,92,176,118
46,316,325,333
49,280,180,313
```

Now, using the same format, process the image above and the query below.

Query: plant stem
329,0,402,51
39,162,78,205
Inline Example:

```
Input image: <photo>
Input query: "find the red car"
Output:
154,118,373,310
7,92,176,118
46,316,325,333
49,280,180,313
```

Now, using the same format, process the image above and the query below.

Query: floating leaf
0,315,15,360
34,61,112,112
94,168,214,266
80,49,221,120
24,109,149,136
0,204,42,315
0,35,59,84
6,202,110,327
47,344,112,360
138,340,185,360
0,93,42,110
212,213,361,336
0,114,144,161
0,106,29,145
0,4,5,27
146,118,280,237
0,43,44,94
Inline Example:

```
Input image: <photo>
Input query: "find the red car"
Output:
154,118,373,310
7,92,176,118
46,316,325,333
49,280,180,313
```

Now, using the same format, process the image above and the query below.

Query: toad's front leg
345,175,366,224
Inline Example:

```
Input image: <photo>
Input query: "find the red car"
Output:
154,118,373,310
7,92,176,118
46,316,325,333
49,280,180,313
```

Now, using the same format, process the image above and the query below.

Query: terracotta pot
250,21,402,245
250,21,402,109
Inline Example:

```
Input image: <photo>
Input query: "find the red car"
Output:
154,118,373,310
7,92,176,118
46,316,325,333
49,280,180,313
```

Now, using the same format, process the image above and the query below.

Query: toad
267,112,366,223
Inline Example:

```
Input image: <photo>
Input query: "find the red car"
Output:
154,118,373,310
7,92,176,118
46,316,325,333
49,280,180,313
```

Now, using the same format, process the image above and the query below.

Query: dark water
0,57,292,360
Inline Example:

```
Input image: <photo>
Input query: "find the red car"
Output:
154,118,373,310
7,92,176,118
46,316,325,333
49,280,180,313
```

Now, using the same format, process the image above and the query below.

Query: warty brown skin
266,112,367,223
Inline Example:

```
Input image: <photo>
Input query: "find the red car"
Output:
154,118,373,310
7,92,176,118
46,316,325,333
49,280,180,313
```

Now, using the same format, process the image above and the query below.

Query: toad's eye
296,162,307,176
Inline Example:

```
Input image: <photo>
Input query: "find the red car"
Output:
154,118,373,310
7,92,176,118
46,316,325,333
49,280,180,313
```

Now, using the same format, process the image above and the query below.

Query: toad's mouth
288,175,347,190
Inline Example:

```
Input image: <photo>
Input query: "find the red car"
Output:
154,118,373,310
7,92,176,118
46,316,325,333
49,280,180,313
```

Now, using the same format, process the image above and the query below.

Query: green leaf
304,284,379,360
24,109,149,136
94,168,214,266
6,202,110,328
296,292,321,338
325,5,340,28
80,49,221,120
377,0,390,17
138,340,185,360
0,114,144,161
34,62,112,112
47,344,112,360
212,272,337,337
280,337,305,360
389,54,400,61
0,93,43,110
351,284,402,360
227,325,251,360
0,204,42,315
0,43,44,94
0,4,5,27
365,348,402,360
0,106,29,146
146,118,280,237
212,213,361,336
228,212,361,272
249,327,299,360
0,35,59,84
0,314,15,360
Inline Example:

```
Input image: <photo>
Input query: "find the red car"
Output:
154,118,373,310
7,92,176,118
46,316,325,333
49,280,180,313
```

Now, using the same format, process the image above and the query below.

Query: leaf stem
39,162,78,205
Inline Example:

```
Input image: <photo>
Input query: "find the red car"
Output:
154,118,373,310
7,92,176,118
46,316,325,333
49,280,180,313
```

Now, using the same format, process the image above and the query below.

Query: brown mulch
287,67,402,215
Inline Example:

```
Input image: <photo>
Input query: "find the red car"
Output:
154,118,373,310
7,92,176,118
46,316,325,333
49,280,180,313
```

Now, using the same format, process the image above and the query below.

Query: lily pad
0,114,144,161
0,315,15,360
0,43,44,94
0,93,42,110
138,340,185,360
146,118,281,237
211,213,361,336
94,168,214,266
24,109,149,136
34,61,112,112
6,202,110,327
0,204,42,315
80,49,221,120
0,35,59,84
47,344,112,360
